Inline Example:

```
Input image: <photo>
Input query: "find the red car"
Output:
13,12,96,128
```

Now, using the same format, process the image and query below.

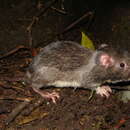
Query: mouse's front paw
96,86,112,98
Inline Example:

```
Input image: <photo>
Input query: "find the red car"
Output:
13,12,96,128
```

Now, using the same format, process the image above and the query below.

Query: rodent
26,41,130,103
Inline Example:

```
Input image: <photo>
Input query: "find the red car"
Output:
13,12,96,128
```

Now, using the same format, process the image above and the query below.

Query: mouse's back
31,41,94,71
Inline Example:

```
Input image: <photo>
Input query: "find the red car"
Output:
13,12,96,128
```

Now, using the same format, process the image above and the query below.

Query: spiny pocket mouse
26,41,130,103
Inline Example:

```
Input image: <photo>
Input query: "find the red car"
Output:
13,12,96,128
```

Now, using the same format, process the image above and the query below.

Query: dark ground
0,0,130,130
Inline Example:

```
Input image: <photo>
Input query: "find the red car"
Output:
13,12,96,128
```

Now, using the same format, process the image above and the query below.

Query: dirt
0,0,130,130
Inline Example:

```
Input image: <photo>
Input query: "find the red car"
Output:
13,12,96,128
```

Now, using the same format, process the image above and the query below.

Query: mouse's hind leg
32,88,60,103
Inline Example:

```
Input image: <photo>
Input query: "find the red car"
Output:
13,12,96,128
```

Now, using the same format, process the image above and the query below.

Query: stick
5,98,31,125
58,11,94,35
0,45,29,60
22,98,45,116
111,86,130,90
51,6,67,15
26,0,58,47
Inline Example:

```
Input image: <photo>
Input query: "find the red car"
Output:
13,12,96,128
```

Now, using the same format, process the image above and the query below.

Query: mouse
25,41,130,103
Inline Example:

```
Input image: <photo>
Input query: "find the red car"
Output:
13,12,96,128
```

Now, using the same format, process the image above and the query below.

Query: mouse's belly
27,65,84,89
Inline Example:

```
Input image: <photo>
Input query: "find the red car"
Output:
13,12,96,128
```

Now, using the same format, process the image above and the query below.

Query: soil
0,0,130,130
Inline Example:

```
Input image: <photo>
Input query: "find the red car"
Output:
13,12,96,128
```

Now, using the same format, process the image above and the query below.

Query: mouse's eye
120,62,126,68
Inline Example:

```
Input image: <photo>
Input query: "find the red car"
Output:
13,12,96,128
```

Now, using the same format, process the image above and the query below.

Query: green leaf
81,32,95,50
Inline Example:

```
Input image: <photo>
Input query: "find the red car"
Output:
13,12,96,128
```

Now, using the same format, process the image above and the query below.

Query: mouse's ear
98,53,115,68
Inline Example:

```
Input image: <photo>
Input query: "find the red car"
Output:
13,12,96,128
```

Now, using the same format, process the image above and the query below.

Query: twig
51,6,67,15
114,117,130,129
5,98,32,125
58,11,94,35
26,16,37,47
22,98,45,116
111,86,130,90
26,0,58,48
0,97,33,102
36,0,58,18
0,45,29,60
0,76,24,82
87,90,95,102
